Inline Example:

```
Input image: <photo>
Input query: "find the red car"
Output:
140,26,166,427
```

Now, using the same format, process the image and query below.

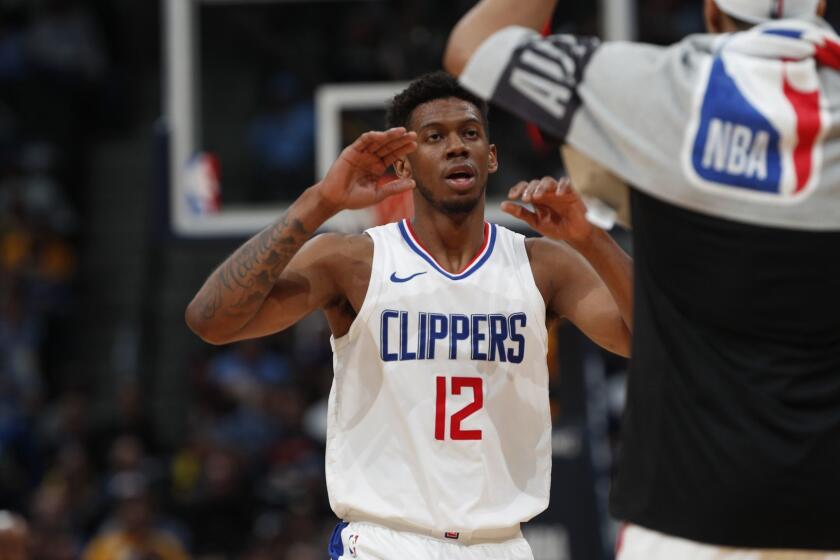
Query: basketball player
186,72,632,560
445,0,840,557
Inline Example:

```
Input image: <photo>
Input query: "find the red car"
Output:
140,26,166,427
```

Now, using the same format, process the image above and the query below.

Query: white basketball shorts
328,521,534,560
617,524,840,560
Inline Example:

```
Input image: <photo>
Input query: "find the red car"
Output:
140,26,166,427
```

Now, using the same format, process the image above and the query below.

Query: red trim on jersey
405,220,490,275
815,38,840,70
615,523,628,558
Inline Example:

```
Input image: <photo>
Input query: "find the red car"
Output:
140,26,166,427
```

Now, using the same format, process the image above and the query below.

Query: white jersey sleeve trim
330,229,384,352
460,25,537,100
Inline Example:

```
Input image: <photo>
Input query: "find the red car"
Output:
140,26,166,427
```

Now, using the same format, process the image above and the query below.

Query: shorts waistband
343,518,523,546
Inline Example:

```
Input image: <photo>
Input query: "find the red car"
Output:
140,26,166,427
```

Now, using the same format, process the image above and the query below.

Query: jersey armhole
514,233,549,347
330,229,385,351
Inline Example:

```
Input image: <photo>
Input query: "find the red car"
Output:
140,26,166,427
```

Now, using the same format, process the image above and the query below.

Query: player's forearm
444,0,558,75
570,228,633,334
185,185,337,344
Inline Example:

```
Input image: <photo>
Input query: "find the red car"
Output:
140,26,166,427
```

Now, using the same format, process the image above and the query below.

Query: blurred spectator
38,441,100,537
27,482,81,560
0,511,29,560
207,340,290,407
176,445,255,558
260,386,323,510
281,542,320,560
26,0,106,81
0,279,42,411
246,72,315,201
83,472,189,560
90,382,159,469
36,388,91,456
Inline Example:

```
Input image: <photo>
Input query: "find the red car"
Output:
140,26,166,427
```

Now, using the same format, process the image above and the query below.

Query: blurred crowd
0,332,338,560
0,0,97,551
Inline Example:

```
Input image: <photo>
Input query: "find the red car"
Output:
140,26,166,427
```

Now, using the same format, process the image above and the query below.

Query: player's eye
464,128,479,139
426,132,441,142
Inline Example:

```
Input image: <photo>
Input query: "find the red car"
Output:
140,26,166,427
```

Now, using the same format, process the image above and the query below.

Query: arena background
1,1,836,559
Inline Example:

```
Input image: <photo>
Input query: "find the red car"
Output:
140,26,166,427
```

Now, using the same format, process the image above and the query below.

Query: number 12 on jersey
435,376,483,441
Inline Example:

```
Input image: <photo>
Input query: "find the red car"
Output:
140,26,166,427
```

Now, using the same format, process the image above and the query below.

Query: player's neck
410,203,487,275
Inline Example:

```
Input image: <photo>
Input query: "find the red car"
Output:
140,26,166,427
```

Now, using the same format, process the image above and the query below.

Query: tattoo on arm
195,213,310,322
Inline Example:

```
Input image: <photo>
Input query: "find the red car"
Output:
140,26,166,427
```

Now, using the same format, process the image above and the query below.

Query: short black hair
385,71,490,133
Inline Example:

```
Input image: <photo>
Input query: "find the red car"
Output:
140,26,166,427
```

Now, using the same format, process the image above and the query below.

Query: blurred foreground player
186,72,632,560
446,0,840,557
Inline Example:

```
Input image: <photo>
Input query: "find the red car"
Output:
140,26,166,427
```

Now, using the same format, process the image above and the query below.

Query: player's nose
445,133,469,159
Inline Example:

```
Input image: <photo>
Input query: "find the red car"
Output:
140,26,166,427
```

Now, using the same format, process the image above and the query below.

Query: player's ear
393,157,413,178
488,145,499,174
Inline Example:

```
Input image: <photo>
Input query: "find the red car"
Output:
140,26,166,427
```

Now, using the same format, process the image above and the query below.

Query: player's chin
439,193,483,215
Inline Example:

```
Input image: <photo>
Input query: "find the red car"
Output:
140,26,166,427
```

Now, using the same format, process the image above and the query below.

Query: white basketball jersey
326,219,551,536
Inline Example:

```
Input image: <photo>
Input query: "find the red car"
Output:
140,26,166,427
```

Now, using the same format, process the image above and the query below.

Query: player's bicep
552,249,630,357
459,27,601,140
225,233,343,341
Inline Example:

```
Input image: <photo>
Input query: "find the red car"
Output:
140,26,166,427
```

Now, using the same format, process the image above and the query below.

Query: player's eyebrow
415,116,483,131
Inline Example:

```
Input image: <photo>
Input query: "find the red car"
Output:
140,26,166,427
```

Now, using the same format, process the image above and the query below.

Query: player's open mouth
444,164,477,191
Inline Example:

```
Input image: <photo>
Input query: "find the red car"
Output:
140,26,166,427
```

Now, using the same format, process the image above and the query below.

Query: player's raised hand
501,176,594,244
317,128,418,211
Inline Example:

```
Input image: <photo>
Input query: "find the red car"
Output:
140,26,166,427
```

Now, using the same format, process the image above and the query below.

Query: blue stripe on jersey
763,29,803,39
398,221,497,281
328,521,349,559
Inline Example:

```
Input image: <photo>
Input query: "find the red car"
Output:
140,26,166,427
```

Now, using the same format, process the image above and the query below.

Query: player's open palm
501,177,594,244
318,128,418,211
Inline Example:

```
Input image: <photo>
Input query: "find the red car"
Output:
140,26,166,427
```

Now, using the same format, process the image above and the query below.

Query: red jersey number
435,376,483,441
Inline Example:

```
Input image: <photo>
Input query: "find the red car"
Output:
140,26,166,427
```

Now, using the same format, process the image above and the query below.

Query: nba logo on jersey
683,29,832,200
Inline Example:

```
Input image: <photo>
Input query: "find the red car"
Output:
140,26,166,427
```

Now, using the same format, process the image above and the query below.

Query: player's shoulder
524,237,584,295
524,236,576,263
305,231,373,265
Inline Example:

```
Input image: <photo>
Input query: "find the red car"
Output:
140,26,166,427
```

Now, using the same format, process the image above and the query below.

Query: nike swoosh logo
390,271,427,283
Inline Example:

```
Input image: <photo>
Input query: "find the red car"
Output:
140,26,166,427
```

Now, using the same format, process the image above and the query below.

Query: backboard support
162,0,635,238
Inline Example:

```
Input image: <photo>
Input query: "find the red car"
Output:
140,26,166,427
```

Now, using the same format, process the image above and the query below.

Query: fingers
352,131,378,153
528,176,558,202
377,135,418,168
508,176,579,210
354,128,403,150
555,176,572,194
535,176,572,199
509,176,560,203
532,176,584,211
508,181,528,200
356,127,413,154
513,175,576,204
374,133,416,158
382,140,417,167
500,201,539,228
375,177,416,201
350,129,417,172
